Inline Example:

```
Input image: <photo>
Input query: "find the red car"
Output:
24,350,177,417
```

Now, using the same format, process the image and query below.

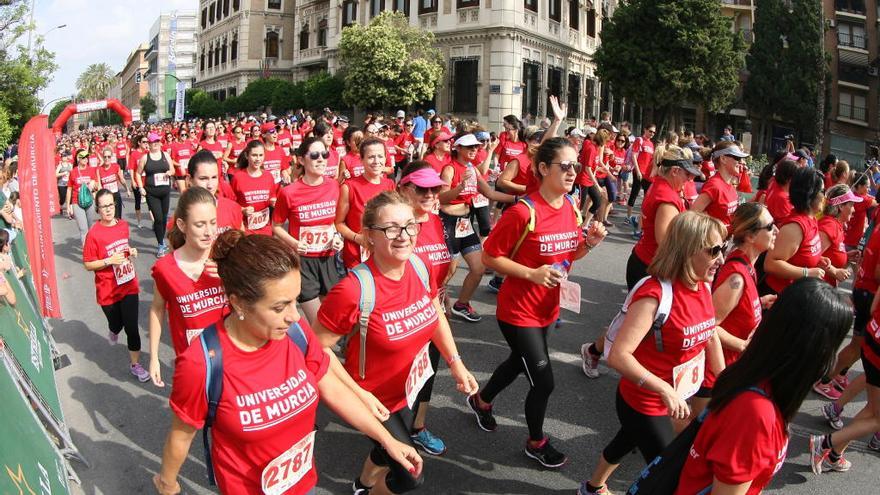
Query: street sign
135,71,141,84
131,108,141,122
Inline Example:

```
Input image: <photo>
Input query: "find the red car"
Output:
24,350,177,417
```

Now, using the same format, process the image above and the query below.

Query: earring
238,312,245,321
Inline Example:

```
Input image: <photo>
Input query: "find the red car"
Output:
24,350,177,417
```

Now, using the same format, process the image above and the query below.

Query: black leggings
470,205,492,237
414,342,441,407
479,321,554,441
58,185,68,209
628,175,651,208
132,186,143,212
625,250,650,291
100,293,140,351
603,388,674,464
368,407,423,493
112,191,123,221
580,185,604,215
145,185,171,245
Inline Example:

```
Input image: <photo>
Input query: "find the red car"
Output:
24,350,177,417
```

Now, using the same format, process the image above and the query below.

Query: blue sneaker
411,428,447,456
629,215,640,233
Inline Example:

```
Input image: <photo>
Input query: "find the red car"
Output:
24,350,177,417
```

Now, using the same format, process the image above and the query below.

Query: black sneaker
452,302,482,322
466,394,497,431
487,276,503,294
525,438,567,468
352,478,371,494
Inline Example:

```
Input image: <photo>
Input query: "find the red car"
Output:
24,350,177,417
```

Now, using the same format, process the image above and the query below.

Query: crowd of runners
23,98,880,494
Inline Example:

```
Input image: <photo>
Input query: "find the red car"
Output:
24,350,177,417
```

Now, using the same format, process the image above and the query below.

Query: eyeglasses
413,185,442,195
103,155,113,159
755,222,775,232
97,203,115,210
77,155,88,160
405,122,414,126
265,129,277,134
139,140,148,144
552,161,582,173
369,222,421,240
616,139,626,143
235,130,244,134
705,242,728,258
432,120,442,124
307,151,331,160
180,133,188,137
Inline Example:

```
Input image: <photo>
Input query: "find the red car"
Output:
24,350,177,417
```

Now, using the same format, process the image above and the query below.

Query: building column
488,35,521,130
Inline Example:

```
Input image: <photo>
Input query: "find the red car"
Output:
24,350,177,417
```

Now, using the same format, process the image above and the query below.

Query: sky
31,0,196,106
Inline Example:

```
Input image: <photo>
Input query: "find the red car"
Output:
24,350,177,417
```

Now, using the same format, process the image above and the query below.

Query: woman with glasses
83,189,149,382
423,131,452,175
231,140,276,236
692,141,749,234
315,191,478,495
135,133,175,257
66,149,100,244
222,125,247,178
98,146,128,220
260,122,291,186
612,133,630,205
578,211,726,495
272,137,343,326
469,137,607,469
170,130,193,194
625,125,657,226
312,122,342,181
128,134,149,228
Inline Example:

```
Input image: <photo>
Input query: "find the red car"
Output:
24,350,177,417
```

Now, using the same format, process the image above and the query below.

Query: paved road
49,192,878,494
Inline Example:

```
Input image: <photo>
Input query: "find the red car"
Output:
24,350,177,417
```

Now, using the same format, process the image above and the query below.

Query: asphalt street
48,192,879,494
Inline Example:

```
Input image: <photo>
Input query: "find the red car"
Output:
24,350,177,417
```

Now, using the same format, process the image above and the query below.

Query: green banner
0,357,70,495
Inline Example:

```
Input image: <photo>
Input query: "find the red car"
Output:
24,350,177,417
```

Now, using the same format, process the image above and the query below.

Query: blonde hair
824,184,851,217
649,211,726,286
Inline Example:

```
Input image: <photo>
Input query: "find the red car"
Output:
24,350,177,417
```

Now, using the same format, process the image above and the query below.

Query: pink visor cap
828,190,864,206
399,168,448,188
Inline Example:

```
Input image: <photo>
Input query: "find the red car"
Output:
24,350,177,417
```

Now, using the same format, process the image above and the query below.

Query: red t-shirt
69,166,97,206
424,152,451,174
483,194,583,327
169,319,329,495
682,179,698,208
199,139,225,162
228,140,247,163
171,142,193,177
290,131,304,153
231,170,277,235
699,174,739,231
97,164,122,194
675,387,788,495
509,156,539,194
395,132,415,162
83,220,139,306
324,148,341,180
128,149,144,173
843,193,874,247
216,197,244,234
444,161,479,206
115,141,128,159
633,177,685,265
262,145,289,185
340,176,396,269
700,160,716,180
855,223,880,293
765,214,821,293
318,258,438,412
498,139,527,168
273,178,340,258
820,216,847,287
152,254,228,356
276,130,293,155
618,278,715,416
765,188,793,224
631,136,654,178
413,214,452,290
576,141,598,187
341,153,363,179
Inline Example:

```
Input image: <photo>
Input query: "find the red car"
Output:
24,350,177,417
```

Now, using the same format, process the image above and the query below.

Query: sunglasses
552,161,582,173
77,155,88,160
103,155,113,159
755,222,775,232
616,139,626,143
414,185,442,195
705,242,728,258
139,140,148,144
308,151,331,160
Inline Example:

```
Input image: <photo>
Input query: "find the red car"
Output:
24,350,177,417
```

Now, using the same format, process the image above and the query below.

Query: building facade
194,0,297,101
146,10,198,120
294,0,617,129
120,43,150,113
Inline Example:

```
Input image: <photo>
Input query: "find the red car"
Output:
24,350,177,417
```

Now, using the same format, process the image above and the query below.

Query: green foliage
743,0,786,120
47,99,71,123
223,95,241,115
75,63,116,101
338,11,444,110
271,80,304,114
302,72,344,111
237,78,286,113
0,106,12,151
186,89,224,118
139,93,157,118
594,0,745,122
92,109,122,126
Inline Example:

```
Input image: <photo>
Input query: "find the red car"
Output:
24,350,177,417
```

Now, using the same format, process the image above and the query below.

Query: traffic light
135,71,141,84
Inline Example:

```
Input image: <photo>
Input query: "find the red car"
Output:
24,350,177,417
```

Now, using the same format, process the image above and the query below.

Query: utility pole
25,0,36,58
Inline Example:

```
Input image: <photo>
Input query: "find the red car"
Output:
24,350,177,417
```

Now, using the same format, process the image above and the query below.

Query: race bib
299,225,336,254
261,431,316,495
248,208,270,230
270,168,282,184
212,150,223,159
672,350,705,401
185,328,204,345
454,217,474,238
153,173,170,186
113,259,135,286
105,180,119,193
179,158,190,171
472,194,489,208
405,343,435,410
560,279,581,314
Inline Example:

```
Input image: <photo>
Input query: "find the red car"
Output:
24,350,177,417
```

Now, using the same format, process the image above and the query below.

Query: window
835,0,866,14
268,0,282,9
567,73,580,119
546,67,563,117
223,0,229,16
457,0,479,7
214,45,220,66
839,90,867,121
200,50,205,71
201,8,207,28
419,0,438,14
300,25,310,50
209,3,215,24
522,61,541,117
318,19,328,47
216,1,222,20
207,46,213,68
342,0,358,26
266,31,280,58
233,0,240,11
587,8,596,36
839,61,870,85
393,0,411,15
569,0,579,30
838,23,867,49
585,78,597,117
221,40,228,63
229,86,237,98
231,36,238,60
549,0,561,22
371,0,385,17
452,59,479,114
524,0,538,13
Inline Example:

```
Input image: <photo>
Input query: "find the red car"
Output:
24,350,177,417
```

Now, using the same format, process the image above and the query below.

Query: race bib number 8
299,225,335,254
672,350,705,401
261,431,316,495
248,208,270,230
405,343,435,410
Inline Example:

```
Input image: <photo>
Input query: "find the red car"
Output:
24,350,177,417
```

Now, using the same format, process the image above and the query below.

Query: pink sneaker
813,380,842,400
833,374,850,392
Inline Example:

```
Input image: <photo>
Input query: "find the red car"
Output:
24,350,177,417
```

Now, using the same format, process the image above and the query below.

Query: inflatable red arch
51,98,132,136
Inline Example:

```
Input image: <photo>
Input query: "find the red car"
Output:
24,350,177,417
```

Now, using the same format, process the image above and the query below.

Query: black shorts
298,255,340,303
440,211,482,257
175,175,187,181
368,407,423,493
852,288,873,338
862,351,880,387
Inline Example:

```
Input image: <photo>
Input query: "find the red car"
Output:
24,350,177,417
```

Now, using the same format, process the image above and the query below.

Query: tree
186,89,224,118
48,98,71,123
140,93,157,119
271,80,304,114
338,11,444,110
593,0,746,129
303,72,345,112
75,63,116,101
0,106,12,151
743,0,787,153
237,78,286,113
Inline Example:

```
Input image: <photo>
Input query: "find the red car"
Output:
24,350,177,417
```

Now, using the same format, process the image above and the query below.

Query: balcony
739,28,753,43
839,103,867,122
838,31,868,50
296,47,327,68
835,0,866,16
721,0,754,10
838,31,870,65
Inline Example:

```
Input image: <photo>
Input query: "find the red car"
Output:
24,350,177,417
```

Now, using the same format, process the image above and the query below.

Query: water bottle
551,260,571,280
466,162,478,192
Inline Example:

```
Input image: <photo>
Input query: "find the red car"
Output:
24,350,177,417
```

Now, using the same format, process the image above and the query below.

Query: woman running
315,191,478,495
691,142,749,233
578,211,726,495
340,126,365,180
260,122,291,186
677,279,851,493
154,231,422,495
83,189,148,382
470,137,607,467
222,124,247,177
170,130,193,193
843,174,877,251
764,159,798,222
128,134,148,228
231,140,276,236
272,137,343,326
66,149,99,245
311,122,342,181
97,146,128,221
423,131,453,174
135,132,175,257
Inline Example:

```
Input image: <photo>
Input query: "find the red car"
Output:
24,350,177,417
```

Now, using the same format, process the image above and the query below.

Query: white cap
396,110,406,118
584,126,598,136
453,134,481,147
569,128,586,138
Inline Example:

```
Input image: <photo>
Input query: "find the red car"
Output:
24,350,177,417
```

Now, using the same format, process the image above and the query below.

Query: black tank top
145,152,171,188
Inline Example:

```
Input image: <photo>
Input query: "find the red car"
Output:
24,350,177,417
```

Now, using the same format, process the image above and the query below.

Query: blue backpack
199,321,308,485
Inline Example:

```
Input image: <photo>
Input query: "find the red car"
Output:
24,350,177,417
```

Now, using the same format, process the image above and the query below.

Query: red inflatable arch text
51,98,133,136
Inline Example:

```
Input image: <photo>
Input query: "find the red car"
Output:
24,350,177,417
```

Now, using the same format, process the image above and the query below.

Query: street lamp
28,23,67,59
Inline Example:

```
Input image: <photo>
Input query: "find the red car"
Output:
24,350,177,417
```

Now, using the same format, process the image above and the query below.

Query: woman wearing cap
423,131,452,175
340,126,365,180
691,141,749,234
470,137,607,469
66,149,100,244
763,168,827,295
397,161,454,456
336,137,396,270
578,212,726,495
272,137,343,326
136,133,175,257
231,140,276,236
